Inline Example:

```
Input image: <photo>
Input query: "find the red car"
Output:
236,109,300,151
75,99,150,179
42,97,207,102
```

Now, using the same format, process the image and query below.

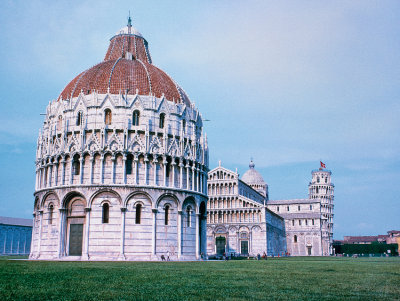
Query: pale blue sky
0,0,399,239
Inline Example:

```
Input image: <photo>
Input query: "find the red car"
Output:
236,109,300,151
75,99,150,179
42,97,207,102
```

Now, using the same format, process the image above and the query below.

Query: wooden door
241,240,248,255
216,236,226,255
69,224,83,256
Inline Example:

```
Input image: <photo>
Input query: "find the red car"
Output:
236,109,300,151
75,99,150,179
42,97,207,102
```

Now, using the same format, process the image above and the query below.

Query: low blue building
0,216,32,255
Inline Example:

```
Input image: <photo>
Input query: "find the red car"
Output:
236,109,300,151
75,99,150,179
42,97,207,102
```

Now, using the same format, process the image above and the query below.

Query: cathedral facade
208,161,334,257
206,161,287,257
30,20,208,261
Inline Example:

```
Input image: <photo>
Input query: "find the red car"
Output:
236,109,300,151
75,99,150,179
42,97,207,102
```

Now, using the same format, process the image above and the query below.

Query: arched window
133,110,140,126
316,187,319,194
49,204,54,225
325,178,328,183
104,109,112,125
57,115,62,130
164,205,170,225
76,111,83,126
102,203,109,223
72,155,80,175
186,206,192,227
292,220,294,226
159,113,165,129
166,162,170,178
294,235,297,243
126,154,133,175
182,119,186,133
317,177,320,183
135,204,142,224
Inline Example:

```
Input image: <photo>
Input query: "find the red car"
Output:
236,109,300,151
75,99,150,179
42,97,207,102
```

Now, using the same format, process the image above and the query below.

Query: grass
0,257,399,300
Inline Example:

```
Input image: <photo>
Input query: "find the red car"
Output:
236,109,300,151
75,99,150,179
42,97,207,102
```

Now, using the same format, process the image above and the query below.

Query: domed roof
241,160,266,185
58,21,190,105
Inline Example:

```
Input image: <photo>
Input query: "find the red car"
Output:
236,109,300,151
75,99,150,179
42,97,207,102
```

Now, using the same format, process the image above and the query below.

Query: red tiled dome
59,25,190,105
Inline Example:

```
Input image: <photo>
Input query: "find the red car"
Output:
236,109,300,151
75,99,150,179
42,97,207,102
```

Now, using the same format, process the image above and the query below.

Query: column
48,164,53,187
162,157,167,187
192,165,195,191
29,213,36,258
179,160,183,189
61,158,66,186
151,209,158,255
37,211,43,258
122,155,127,184
172,159,176,188
236,231,240,255
144,155,148,185
119,208,127,260
249,231,252,255
134,157,138,185
89,155,94,184
153,158,157,186
39,168,43,189
199,170,203,193
186,164,190,190
58,208,67,258
195,213,200,259
82,208,91,260
79,157,84,184
196,168,200,192
100,154,105,184
226,230,230,255
177,211,182,259
54,163,58,186
69,159,73,185
35,169,39,190
111,156,116,184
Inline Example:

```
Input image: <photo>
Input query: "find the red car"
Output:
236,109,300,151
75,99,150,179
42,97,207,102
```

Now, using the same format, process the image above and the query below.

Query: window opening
49,204,54,225
164,205,170,225
102,203,109,223
126,154,133,175
104,109,112,125
135,204,142,224
159,113,165,129
72,155,80,175
187,206,192,227
76,111,83,126
133,110,140,126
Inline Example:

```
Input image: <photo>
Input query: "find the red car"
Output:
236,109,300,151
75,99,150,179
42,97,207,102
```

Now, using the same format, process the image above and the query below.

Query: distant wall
0,224,32,255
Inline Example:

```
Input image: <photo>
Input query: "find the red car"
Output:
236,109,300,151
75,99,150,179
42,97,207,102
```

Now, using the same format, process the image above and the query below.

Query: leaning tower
308,167,334,255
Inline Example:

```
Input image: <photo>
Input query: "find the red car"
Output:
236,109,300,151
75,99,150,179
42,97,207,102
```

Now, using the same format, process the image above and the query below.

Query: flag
320,161,326,169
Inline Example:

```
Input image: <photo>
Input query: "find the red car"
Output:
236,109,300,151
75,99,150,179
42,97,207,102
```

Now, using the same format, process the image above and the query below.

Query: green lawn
0,257,399,300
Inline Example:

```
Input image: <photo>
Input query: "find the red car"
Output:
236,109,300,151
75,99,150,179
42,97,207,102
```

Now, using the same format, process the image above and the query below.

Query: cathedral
31,18,208,261
207,160,334,257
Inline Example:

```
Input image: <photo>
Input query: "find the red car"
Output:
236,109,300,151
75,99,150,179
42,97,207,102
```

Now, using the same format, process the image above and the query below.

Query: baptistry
30,18,209,261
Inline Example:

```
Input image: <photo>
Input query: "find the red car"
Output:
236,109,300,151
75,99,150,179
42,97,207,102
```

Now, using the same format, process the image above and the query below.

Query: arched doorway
66,198,86,256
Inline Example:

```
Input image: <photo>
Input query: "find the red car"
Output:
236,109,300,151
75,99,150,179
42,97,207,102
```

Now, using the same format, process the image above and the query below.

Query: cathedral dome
241,160,266,185
59,22,190,105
